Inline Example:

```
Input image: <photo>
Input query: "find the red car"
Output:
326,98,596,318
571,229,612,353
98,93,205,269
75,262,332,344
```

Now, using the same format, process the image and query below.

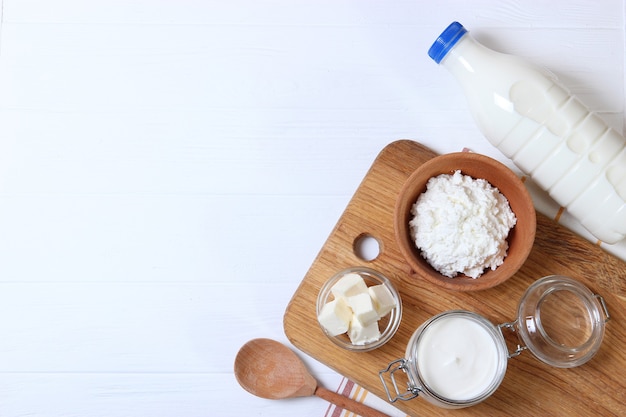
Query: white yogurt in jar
415,314,501,401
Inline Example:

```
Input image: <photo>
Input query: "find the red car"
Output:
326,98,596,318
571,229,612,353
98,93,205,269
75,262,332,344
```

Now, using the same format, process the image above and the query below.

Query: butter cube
348,317,381,345
331,273,368,298
346,292,379,326
317,297,352,336
368,284,396,317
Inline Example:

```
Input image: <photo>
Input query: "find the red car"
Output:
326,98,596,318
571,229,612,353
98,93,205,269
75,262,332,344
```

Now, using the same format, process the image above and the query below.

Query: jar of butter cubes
316,267,402,352
379,275,609,408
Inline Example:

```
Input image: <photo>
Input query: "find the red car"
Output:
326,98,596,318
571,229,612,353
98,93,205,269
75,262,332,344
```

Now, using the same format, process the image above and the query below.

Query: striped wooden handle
315,386,390,417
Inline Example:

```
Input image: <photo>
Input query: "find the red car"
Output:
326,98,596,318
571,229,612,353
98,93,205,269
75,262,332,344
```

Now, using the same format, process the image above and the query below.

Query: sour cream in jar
380,278,609,409
415,314,500,400
383,311,509,409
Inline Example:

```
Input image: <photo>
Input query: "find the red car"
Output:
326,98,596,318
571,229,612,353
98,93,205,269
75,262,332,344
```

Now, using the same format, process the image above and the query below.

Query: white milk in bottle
428,21,626,244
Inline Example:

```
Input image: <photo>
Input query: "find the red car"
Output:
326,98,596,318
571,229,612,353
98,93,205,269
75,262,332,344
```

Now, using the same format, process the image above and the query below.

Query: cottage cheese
410,170,516,278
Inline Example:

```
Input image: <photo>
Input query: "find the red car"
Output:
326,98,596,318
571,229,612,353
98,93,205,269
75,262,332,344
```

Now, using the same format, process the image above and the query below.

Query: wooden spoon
234,338,389,417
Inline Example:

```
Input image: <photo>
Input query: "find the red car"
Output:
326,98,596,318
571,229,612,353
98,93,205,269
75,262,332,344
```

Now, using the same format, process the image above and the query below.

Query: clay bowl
394,152,536,291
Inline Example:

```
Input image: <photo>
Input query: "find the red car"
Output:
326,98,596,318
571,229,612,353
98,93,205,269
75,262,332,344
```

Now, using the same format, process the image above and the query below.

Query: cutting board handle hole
353,233,381,262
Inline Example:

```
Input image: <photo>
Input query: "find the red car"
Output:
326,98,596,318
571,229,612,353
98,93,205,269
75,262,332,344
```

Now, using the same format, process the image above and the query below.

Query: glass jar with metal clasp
379,275,610,409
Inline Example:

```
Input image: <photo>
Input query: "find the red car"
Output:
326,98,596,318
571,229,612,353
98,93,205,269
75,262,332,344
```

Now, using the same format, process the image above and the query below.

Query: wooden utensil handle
314,386,390,417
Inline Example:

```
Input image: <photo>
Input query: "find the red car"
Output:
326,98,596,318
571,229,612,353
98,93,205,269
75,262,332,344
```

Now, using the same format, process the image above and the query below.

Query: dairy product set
318,22,615,409
430,22,626,244
377,22,614,409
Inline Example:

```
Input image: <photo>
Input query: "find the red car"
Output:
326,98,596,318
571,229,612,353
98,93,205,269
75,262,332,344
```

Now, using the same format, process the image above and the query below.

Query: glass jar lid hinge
379,359,420,403
498,320,528,358
595,294,610,323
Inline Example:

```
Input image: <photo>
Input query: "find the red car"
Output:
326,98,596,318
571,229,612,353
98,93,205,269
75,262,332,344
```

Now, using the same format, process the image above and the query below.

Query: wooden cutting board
284,140,626,417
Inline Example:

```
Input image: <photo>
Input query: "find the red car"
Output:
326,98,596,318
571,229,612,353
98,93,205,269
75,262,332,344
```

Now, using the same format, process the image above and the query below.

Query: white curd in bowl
410,170,516,278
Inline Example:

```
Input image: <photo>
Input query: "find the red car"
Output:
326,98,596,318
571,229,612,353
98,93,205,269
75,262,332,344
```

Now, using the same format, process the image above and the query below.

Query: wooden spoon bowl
234,338,389,417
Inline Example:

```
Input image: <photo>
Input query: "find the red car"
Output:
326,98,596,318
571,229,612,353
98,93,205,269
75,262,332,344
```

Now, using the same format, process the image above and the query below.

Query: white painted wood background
0,1,624,416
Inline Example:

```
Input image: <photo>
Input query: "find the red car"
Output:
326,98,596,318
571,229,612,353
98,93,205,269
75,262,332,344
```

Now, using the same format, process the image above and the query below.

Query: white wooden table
0,1,624,416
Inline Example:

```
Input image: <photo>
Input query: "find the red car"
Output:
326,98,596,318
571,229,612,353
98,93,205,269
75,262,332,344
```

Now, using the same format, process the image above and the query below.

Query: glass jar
317,267,402,352
379,275,610,409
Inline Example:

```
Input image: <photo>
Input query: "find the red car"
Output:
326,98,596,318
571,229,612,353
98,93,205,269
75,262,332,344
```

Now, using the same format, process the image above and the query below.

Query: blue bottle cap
428,21,467,64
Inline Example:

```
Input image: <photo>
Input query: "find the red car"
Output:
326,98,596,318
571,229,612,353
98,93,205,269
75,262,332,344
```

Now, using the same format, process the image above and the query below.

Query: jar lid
516,275,608,368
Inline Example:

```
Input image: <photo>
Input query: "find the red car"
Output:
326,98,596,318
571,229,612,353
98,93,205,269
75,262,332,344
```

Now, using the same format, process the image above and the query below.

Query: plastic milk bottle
428,21,626,244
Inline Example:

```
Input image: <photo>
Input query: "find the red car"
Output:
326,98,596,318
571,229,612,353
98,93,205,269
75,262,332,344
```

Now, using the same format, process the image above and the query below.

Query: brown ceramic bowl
394,152,536,291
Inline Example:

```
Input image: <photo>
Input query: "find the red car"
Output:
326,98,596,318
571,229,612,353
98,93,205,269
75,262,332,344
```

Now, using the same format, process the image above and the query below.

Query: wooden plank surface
284,140,626,417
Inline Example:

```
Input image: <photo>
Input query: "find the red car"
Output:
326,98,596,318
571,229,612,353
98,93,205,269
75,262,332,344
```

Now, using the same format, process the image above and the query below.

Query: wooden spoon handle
314,386,390,417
